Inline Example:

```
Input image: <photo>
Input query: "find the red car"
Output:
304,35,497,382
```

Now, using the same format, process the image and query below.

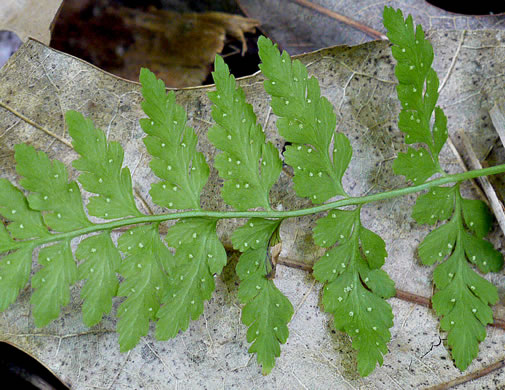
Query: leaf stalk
9,163,505,251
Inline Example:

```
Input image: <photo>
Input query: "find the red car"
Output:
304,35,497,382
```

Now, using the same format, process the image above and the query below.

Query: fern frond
313,208,395,376
67,110,142,218
208,55,282,211
0,11,503,378
383,6,447,183
9,145,92,325
117,225,171,352
414,186,503,370
75,233,121,327
15,143,92,231
384,7,504,370
31,240,77,327
258,36,351,203
232,218,293,374
140,68,210,210
207,57,293,372
0,182,36,309
156,218,227,340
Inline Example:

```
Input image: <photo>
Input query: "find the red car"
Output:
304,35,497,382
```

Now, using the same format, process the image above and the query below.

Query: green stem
9,164,505,250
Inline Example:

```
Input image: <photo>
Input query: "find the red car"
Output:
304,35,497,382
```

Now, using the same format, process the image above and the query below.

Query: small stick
134,187,154,215
0,101,73,148
395,289,431,308
438,30,466,94
276,257,312,271
459,130,505,236
426,358,505,390
396,286,505,330
289,0,387,40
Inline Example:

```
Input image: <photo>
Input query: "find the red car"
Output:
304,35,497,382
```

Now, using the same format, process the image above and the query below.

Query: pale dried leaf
0,0,63,44
0,32,504,388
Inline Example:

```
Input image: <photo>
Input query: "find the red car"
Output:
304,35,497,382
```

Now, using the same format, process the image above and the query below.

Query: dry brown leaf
0,0,63,44
116,8,259,87
50,3,259,88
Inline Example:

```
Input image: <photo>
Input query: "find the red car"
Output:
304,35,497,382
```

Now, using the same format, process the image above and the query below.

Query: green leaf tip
258,36,351,203
383,6,447,184
208,53,282,211
232,218,293,374
140,67,210,211
0,178,49,241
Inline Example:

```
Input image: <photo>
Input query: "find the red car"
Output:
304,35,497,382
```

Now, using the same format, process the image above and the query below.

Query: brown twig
276,257,312,271
395,288,432,308
426,358,505,390
134,187,154,215
289,0,387,41
0,100,73,148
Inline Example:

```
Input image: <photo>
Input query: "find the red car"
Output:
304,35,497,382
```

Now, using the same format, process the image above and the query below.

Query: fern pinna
0,7,504,377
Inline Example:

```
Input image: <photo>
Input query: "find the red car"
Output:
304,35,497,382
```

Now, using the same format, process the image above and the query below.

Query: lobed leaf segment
0,8,503,378
312,207,395,376
384,6,504,370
